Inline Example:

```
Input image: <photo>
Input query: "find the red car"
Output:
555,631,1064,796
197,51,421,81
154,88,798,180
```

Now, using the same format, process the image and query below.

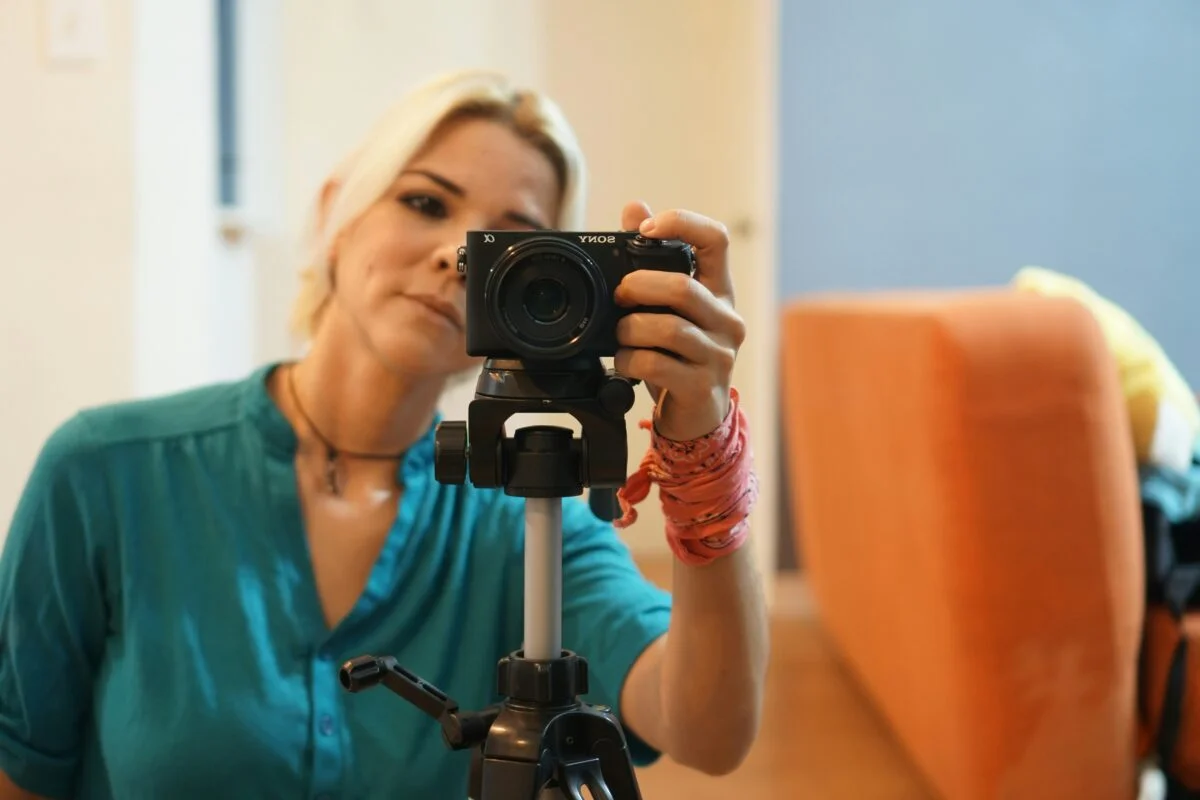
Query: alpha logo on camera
577,235,616,245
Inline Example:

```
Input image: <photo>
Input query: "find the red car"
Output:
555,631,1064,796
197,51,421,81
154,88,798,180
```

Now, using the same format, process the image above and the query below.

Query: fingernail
639,218,656,234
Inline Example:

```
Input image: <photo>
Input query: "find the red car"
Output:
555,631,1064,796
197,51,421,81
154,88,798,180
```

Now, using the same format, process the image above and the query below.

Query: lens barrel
484,237,603,358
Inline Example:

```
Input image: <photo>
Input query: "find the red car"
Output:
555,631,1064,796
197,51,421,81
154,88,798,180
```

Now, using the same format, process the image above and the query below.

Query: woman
0,69,767,799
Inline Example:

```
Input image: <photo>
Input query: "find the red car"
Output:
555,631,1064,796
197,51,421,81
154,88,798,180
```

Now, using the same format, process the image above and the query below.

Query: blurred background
2,0,1197,796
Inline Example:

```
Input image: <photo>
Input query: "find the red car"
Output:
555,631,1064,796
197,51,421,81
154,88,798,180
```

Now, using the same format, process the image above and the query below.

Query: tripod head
433,357,638,515
338,356,647,800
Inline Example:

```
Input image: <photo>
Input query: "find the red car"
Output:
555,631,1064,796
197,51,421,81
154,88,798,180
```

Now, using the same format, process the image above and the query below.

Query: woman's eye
400,194,447,219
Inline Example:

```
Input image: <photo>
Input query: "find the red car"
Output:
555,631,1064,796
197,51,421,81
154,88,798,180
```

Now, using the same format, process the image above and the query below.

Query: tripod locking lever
339,655,498,751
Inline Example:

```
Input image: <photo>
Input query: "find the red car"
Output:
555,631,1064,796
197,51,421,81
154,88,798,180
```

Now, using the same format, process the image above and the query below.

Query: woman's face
324,116,562,376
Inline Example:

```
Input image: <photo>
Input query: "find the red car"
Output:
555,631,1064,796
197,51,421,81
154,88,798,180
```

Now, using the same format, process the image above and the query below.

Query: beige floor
629,556,936,800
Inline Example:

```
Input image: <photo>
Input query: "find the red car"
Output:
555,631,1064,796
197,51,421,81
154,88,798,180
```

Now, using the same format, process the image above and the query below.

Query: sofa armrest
780,288,1144,799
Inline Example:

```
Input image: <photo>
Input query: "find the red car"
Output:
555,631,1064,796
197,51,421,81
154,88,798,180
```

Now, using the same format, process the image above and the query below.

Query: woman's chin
370,327,473,376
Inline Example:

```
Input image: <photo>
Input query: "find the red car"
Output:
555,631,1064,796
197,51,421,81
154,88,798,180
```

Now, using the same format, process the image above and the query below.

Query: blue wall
778,1,1199,382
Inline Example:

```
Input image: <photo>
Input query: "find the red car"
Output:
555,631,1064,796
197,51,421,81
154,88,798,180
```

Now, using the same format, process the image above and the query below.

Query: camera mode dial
628,234,697,276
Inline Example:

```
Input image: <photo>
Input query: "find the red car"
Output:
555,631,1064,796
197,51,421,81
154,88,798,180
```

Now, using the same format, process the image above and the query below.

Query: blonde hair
289,69,588,339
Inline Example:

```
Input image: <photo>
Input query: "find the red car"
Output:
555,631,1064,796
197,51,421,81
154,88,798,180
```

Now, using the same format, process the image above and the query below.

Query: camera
456,230,696,361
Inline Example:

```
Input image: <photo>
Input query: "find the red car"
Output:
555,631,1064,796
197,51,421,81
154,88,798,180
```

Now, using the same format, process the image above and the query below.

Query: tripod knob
598,373,638,416
589,488,621,522
434,421,469,484
339,655,385,692
497,650,589,705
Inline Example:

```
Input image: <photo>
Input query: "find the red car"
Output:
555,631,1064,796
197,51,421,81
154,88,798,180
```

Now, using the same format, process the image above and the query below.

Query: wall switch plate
44,0,107,63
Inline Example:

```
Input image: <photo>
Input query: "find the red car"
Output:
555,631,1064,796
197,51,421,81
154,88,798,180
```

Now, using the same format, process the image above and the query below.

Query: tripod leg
469,747,483,800
561,757,614,800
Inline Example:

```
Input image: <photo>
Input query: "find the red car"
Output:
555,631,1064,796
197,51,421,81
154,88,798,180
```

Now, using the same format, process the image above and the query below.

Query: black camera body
456,230,696,361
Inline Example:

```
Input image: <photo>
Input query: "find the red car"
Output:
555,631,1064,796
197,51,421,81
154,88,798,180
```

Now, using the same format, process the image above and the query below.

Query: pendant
325,449,341,496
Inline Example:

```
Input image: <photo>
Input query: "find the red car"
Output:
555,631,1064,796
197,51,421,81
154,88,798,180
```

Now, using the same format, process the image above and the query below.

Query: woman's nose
433,242,460,272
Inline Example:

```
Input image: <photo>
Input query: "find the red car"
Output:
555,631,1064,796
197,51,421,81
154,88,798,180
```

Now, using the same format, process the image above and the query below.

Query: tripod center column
524,495,563,661
511,423,579,662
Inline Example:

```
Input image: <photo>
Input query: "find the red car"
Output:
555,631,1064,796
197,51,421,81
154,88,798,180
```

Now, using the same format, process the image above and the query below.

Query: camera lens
522,278,569,324
484,238,604,358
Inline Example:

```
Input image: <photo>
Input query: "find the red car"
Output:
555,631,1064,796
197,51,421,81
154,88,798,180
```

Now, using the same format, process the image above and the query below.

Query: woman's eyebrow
400,168,550,230
400,168,464,196
507,212,550,230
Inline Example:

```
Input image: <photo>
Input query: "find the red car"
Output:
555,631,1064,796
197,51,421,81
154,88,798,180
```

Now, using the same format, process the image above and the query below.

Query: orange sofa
779,288,1146,799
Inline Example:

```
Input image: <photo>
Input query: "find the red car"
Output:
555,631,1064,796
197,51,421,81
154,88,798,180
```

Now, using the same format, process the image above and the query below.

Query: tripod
338,357,645,800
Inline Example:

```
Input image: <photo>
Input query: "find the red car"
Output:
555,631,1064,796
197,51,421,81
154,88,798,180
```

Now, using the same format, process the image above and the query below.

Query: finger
638,209,734,301
615,269,746,344
621,200,654,232
613,347,704,401
616,312,714,364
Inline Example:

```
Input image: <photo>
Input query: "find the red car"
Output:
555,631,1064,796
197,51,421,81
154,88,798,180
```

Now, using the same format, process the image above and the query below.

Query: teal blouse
0,363,672,799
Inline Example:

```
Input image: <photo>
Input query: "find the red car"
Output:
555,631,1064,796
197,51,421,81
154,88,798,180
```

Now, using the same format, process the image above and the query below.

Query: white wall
0,0,136,527
0,0,253,528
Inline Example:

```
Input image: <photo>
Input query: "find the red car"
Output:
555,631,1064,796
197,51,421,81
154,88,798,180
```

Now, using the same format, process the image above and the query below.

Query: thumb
620,200,653,232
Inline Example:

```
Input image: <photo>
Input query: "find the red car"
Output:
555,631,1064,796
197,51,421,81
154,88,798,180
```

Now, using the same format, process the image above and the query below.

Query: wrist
666,516,754,566
647,391,738,472
656,388,757,565
613,387,758,568
651,387,732,443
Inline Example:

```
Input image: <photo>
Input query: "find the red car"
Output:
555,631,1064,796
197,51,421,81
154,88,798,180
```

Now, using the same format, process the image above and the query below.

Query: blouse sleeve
0,413,112,798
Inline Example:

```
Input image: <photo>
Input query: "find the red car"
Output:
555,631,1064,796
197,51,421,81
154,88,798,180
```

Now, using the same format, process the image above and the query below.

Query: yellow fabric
1013,266,1199,472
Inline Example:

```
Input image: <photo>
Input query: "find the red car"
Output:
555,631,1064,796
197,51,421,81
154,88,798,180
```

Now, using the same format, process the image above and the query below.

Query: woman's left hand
613,201,747,442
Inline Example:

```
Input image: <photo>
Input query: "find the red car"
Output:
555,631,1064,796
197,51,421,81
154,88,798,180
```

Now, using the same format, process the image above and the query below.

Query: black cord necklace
286,364,405,496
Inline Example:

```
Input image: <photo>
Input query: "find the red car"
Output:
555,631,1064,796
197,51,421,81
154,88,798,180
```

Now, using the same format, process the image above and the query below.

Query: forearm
614,379,765,772
660,545,769,773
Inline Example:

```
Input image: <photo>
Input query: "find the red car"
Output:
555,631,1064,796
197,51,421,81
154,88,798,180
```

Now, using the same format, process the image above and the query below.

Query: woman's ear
318,178,339,221
317,177,342,263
